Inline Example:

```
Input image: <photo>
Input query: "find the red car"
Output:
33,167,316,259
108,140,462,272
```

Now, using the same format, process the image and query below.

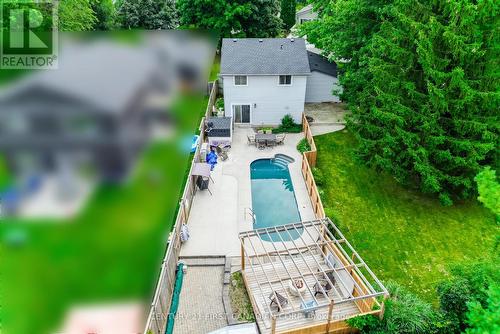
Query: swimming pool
250,154,302,241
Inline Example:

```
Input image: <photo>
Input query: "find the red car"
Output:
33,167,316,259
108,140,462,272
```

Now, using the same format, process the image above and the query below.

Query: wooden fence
143,81,217,334
301,114,325,219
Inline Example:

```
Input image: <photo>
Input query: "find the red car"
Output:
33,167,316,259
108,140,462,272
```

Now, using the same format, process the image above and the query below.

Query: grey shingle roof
307,51,337,77
220,38,311,75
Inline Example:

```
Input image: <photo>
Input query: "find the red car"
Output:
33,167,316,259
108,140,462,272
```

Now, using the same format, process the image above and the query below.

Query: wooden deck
243,253,363,334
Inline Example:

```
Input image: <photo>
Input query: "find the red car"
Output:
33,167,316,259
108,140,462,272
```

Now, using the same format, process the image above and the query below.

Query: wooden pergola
239,218,388,334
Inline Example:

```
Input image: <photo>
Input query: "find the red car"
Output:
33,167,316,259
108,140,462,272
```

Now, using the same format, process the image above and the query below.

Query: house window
234,75,247,86
300,18,313,24
279,75,292,85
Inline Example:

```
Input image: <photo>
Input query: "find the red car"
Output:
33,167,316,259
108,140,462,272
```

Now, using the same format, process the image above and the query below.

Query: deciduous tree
117,0,178,30
177,0,282,38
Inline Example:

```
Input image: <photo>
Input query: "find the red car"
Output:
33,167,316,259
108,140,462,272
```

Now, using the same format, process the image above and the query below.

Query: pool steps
272,154,295,169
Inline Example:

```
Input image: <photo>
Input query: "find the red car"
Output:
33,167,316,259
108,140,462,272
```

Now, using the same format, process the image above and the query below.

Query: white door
232,104,251,124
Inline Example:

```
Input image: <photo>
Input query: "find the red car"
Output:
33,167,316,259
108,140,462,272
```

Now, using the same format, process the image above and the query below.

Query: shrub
312,167,325,186
296,138,311,153
215,97,224,110
347,282,443,334
465,283,500,334
437,261,500,332
437,279,471,332
273,114,302,133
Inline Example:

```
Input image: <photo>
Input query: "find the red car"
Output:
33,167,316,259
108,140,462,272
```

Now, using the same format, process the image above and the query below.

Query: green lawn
315,130,497,302
0,94,208,334
209,54,220,81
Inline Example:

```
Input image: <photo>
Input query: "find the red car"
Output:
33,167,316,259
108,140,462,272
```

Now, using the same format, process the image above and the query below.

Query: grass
209,54,220,81
229,272,256,322
0,93,208,334
314,130,498,302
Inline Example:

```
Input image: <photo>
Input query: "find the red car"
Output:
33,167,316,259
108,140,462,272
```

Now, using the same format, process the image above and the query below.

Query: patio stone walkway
173,265,227,334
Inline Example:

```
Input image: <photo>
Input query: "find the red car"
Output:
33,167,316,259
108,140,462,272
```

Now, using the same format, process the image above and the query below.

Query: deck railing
301,114,325,219
143,81,217,334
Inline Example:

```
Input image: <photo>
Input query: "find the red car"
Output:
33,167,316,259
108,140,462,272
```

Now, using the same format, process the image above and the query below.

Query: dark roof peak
307,51,337,77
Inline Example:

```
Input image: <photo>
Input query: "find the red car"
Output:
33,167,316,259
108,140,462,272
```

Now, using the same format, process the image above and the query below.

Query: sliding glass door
232,104,251,124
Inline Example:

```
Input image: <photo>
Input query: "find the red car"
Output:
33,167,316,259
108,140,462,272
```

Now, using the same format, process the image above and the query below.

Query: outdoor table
255,133,277,148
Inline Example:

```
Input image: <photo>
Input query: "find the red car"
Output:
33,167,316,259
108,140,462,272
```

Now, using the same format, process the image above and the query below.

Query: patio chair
313,279,333,297
257,139,266,150
215,145,228,161
269,291,288,312
247,134,256,146
257,129,264,134
265,129,272,134
275,133,286,145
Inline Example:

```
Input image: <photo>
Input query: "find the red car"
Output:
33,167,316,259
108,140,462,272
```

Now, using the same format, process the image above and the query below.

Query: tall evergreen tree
281,0,296,31
304,0,499,204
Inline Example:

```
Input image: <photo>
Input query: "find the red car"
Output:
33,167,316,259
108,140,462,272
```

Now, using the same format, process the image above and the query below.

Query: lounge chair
247,134,256,146
215,145,228,161
313,272,335,297
275,133,286,145
269,291,288,311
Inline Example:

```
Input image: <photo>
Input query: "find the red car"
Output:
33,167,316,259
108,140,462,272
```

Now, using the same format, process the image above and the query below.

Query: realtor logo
0,0,58,69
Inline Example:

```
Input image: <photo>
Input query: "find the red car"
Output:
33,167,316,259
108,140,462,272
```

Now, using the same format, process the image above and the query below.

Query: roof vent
233,39,237,42
291,38,295,42
280,44,283,49
259,39,263,42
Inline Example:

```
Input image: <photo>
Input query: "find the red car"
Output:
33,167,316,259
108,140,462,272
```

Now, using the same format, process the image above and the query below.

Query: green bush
273,114,302,133
437,261,500,333
296,138,311,153
312,167,325,186
215,97,224,110
347,282,443,334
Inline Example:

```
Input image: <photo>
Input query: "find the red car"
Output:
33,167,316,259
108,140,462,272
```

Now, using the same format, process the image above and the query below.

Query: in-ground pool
250,154,302,241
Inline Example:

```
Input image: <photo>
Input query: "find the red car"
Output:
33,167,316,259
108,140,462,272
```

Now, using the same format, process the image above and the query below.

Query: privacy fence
301,114,326,219
143,81,217,334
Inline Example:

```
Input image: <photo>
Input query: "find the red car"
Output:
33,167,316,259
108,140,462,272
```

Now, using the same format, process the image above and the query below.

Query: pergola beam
238,218,389,328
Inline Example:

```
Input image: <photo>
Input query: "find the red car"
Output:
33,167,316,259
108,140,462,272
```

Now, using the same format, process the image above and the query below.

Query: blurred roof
220,38,311,75
58,303,144,334
0,42,158,113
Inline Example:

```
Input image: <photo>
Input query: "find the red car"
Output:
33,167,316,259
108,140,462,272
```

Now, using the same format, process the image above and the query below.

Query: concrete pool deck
180,127,316,257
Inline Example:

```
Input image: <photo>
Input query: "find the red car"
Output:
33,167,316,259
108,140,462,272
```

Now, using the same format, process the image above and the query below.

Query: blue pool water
250,156,302,241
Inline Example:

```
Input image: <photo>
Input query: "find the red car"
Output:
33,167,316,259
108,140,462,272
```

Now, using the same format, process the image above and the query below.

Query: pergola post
241,240,245,270
271,315,277,334
379,293,389,319
325,300,334,333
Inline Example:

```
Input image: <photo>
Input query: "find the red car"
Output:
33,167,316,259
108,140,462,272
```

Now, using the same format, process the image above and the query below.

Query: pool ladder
245,207,257,225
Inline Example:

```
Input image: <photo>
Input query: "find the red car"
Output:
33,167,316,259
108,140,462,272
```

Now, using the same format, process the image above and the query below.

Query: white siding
305,71,341,103
222,75,307,126
296,8,317,25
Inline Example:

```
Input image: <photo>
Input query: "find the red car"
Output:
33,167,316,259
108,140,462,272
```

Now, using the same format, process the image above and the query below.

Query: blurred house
0,34,212,184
